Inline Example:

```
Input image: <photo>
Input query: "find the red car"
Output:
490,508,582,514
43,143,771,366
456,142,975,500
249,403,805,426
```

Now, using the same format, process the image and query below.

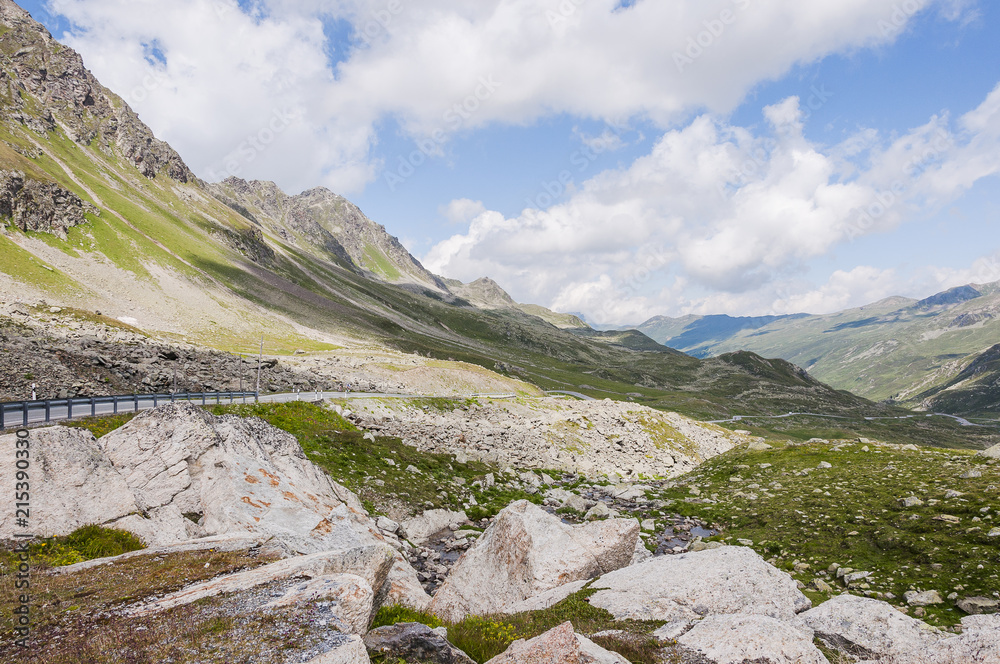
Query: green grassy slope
638,287,1000,415
2,2,997,446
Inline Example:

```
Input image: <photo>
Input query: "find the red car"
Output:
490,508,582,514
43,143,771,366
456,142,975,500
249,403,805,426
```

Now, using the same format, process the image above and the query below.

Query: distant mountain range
633,284,1000,417
0,0,911,426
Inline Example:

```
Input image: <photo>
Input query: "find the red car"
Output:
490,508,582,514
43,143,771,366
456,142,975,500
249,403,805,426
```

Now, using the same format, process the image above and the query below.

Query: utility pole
255,335,263,403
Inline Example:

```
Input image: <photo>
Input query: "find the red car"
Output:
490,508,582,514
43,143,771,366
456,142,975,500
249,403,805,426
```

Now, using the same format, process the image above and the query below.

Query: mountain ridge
634,281,1000,416
2,0,993,441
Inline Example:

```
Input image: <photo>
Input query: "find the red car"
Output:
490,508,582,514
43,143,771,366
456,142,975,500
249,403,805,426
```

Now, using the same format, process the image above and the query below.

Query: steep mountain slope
1,0,991,443
637,285,1000,414
210,177,448,293
915,344,1000,417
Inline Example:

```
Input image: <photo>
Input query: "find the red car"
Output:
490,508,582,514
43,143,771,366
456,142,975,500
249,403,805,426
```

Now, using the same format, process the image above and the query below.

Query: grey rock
678,614,826,664
905,590,944,607
956,596,1000,615
802,593,941,660
304,634,371,663
588,546,811,623
428,501,638,622
363,622,475,664
400,509,469,545
484,622,629,664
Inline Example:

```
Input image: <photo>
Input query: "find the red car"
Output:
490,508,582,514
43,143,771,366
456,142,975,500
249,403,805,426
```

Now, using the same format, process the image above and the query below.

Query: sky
19,0,1000,325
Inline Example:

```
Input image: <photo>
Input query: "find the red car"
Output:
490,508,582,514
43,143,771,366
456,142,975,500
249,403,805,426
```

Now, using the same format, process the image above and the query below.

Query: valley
2,1,1000,663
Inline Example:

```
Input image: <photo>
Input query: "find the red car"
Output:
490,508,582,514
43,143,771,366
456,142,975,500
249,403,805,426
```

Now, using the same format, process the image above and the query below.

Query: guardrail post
134,394,139,413
153,394,158,408
0,404,5,430
113,395,119,414
216,392,221,405
23,403,29,428
45,400,51,423
66,399,73,420
91,397,96,417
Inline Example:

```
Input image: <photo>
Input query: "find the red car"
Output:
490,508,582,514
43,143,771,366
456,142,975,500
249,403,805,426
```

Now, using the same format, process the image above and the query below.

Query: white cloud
440,198,486,224
424,85,1000,324
44,0,964,192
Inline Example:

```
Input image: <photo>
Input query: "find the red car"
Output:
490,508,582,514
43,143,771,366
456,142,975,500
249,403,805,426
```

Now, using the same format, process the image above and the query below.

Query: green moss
63,412,138,438
0,525,145,571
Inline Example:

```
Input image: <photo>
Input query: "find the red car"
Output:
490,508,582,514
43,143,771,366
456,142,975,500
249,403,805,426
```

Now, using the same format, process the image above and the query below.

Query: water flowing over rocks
427,500,639,622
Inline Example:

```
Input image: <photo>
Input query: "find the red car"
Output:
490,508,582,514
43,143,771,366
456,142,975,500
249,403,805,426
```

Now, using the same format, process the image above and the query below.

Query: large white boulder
428,500,639,622
860,614,1000,664
801,593,941,659
2,405,428,611
399,509,468,545
0,427,139,537
266,573,374,635
677,614,827,664
484,622,629,664
587,546,811,623
96,403,366,549
131,544,394,619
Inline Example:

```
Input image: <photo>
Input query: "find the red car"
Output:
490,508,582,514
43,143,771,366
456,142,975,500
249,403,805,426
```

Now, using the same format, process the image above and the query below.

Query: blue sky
18,0,1000,324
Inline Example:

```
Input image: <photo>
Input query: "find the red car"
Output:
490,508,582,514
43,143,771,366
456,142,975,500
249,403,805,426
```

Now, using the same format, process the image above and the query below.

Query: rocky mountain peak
0,0,192,182
452,276,517,309
210,176,449,292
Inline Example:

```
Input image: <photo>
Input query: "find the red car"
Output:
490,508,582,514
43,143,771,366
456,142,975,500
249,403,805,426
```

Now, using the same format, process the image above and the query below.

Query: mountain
636,284,1000,416
635,313,807,358
210,177,449,293
2,0,992,444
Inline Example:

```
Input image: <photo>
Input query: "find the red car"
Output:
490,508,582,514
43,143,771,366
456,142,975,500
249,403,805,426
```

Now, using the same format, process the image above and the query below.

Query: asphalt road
0,391,521,429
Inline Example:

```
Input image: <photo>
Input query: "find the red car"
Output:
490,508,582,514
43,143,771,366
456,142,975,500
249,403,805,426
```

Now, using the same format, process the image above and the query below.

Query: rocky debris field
0,304,335,401
344,395,755,480
3,401,999,663
0,302,541,403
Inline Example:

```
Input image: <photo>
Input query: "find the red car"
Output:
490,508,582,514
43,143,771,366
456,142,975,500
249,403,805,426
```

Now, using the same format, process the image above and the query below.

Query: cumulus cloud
424,85,1000,324
43,0,963,193
440,198,487,225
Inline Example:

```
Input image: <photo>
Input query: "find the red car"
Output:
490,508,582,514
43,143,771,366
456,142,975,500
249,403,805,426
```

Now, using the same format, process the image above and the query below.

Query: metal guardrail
0,389,535,430
0,391,259,430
